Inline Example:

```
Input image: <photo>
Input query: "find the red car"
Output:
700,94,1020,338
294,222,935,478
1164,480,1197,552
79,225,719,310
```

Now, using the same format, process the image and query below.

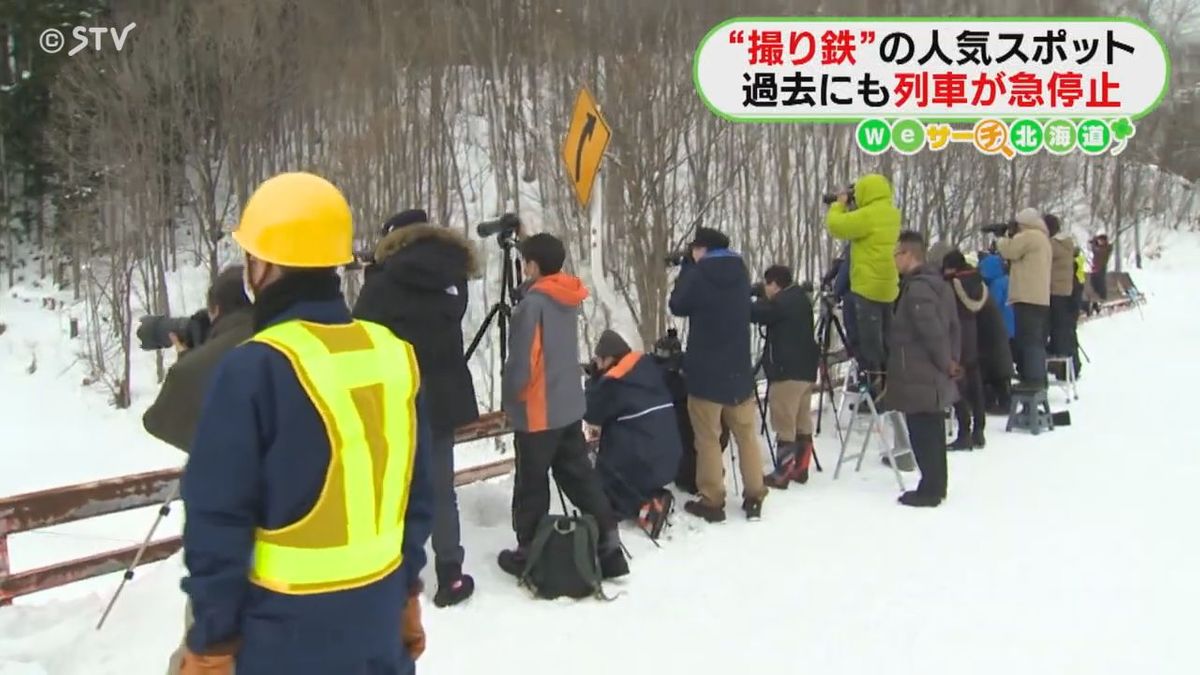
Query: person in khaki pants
668,227,768,523
750,265,820,489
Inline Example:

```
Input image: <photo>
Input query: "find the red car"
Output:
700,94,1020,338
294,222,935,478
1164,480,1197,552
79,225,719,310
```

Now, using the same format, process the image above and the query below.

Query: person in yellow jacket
177,172,433,675
825,173,901,380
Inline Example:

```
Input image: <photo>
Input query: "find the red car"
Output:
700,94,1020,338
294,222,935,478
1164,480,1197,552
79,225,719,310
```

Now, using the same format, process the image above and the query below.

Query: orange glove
179,645,237,675
403,593,426,660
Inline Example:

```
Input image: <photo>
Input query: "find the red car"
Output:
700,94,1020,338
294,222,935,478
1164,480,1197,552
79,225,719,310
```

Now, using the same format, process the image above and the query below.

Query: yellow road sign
561,87,611,208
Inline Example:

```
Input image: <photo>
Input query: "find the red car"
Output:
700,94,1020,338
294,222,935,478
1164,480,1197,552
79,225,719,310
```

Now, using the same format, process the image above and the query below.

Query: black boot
433,562,475,608
598,529,629,580
948,433,973,451
497,548,528,578
898,491,942,508
972,427,986,449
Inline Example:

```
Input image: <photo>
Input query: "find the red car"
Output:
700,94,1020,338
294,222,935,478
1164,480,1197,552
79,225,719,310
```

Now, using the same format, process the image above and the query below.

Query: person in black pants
885,231,961,507
352,208,480,607
941,251,989,450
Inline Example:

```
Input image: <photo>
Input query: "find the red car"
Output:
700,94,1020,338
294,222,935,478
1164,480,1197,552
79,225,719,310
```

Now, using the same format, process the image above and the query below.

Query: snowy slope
2,235,1200,674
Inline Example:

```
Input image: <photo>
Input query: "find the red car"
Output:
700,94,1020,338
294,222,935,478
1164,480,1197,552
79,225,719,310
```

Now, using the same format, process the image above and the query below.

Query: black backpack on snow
519,512,606,600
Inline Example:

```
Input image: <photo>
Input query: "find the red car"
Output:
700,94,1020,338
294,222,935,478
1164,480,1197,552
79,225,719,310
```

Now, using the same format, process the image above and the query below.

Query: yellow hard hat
232,172,353,267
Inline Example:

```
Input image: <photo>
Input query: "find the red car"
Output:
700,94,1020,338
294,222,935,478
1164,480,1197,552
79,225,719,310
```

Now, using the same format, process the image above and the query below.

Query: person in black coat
942,251,989,450
585,330,683,521
352,208,481,608
668,227,768,523
750,265,820,488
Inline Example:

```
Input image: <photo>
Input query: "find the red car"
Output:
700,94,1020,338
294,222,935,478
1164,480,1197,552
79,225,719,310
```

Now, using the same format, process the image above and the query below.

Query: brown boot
793,435,814,484
763,442,799,490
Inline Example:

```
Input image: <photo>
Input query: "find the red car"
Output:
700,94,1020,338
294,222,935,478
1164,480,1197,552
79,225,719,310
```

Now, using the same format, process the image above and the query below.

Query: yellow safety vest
247,319,420,595
1075,251,1087,284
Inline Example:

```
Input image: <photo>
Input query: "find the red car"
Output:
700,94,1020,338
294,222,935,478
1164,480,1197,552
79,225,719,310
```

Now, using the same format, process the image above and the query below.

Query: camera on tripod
652,328,684,371
476,213,522,246
664,250,690,268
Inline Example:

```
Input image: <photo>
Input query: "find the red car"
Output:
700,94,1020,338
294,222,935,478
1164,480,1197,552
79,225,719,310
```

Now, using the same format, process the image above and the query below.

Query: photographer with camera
498,233,629,581
995,208,1053,389
824,174,901,385
352,207,481,608
750,265,819,489
584,330,682,536
142,265,253,453
668,227,768,523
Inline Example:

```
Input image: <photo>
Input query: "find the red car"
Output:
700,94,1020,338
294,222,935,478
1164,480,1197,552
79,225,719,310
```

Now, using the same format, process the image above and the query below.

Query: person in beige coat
996,207,1052,388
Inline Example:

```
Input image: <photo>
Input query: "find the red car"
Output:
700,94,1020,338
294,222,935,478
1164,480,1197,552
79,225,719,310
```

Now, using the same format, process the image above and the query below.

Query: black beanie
942,250,969,272
381,208,428,236
690,227,730,251
595,329,632,360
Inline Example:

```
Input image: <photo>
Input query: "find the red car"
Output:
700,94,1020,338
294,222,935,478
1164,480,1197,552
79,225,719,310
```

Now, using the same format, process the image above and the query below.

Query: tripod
465,232,524,365
813,291,849,442
753,328,823,473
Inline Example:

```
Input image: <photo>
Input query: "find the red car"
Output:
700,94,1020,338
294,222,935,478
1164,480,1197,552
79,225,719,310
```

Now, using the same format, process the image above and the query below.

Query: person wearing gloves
178,173,432,675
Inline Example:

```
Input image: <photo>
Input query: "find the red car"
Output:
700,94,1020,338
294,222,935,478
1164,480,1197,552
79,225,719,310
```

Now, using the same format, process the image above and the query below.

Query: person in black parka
352,208,481,608
941,250,989,450
585,330,683,520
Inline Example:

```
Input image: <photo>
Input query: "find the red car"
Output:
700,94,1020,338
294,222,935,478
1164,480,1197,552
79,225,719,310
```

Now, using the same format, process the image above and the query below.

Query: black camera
476,213,522,245
582,361,600,379
664,250,691,268
652,328,684,369
750,282,767,299
981,221,1016,237
136,309,211,352
822,183,855,206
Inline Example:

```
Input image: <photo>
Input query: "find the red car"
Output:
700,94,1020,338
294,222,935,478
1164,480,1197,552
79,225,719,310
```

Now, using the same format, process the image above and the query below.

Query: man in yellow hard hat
177,172,433,675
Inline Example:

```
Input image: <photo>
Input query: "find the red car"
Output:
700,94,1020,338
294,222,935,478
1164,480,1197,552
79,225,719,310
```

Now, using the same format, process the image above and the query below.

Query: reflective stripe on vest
248,320,420,595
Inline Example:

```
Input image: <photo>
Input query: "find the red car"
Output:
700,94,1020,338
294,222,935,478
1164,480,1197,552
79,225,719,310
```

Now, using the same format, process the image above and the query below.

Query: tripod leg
97,484,178,630
465,303,504,361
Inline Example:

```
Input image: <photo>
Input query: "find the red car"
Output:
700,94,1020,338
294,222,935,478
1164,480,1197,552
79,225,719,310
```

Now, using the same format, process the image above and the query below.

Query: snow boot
637,489,674,540
948,433,974,451
598,529,630,580
497,548,528,579
764,442,800,490
898,491,942,508
742,495,764,521
793,435,814,484
972,428,986,449
433,562,475,608
684,498,726,523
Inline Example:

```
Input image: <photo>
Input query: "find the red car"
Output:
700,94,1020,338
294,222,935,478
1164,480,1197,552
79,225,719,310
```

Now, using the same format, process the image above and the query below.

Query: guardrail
0,411,516,606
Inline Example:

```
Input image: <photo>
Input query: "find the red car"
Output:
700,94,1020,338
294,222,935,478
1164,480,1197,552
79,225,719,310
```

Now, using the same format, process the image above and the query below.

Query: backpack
520,511,607,600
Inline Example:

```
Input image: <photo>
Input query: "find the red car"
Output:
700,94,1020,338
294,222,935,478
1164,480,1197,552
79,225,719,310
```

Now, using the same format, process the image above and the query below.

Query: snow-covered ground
2,234,1199,674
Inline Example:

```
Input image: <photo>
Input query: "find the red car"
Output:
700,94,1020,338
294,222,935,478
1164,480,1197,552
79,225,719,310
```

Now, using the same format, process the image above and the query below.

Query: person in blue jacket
978,252,1016,413
584,330,682,523
669,227,768,523
978,253,1015,340
178,173,433,675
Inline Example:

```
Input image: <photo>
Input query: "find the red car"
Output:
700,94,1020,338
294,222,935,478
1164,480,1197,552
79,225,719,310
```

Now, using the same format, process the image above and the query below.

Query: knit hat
381,208,428,236
594,329,632,360
928,241,954,268
690,227,730,251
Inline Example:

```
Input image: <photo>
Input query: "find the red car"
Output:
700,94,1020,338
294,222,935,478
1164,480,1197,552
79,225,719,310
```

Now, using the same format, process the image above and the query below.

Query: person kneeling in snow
584,330,682,539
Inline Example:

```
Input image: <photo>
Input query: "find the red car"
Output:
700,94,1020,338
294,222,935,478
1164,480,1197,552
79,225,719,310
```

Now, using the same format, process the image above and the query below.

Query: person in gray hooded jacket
498,233,628,581
887,231,961,508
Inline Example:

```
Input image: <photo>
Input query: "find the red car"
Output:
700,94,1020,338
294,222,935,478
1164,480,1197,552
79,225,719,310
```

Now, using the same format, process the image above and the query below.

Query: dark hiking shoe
898,491,942,508
433,562,475,607
948,435,974,451
764,470,792,490
972,429,987,448
742,496,764,521
497,548,528,578
599,546,630,580
684,499,726,523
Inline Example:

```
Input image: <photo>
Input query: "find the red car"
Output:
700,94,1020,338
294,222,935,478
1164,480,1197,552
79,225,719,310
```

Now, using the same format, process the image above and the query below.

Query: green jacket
825,173,901,303
142,309,255,452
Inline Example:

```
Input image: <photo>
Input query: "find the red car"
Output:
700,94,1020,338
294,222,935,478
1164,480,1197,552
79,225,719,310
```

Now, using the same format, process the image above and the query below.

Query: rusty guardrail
0,411,516,606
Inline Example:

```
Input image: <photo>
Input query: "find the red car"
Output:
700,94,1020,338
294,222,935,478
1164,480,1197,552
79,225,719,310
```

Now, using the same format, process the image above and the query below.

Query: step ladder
832,367,913,491
1006,386,1054,435
1046,356,1079,403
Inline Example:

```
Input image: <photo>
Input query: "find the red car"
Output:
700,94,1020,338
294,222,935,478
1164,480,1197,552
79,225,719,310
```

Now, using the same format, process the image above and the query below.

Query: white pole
588,169,614,317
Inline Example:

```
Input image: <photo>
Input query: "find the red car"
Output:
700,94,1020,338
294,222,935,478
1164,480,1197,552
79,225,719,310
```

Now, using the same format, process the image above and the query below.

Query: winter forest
1,0,1198,411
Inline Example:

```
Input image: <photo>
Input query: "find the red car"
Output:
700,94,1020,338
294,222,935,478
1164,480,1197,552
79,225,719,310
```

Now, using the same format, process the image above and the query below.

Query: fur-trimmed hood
951,275,989,313
370,224,481,294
